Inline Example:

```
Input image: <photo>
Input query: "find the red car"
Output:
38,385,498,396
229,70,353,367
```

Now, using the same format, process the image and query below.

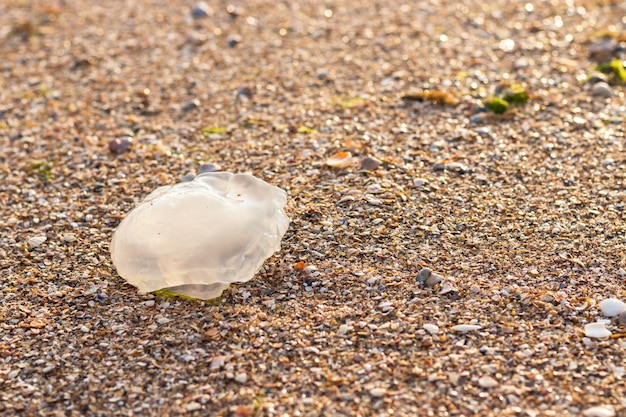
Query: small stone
109,136,133,154
359,157,381,171
413,178,428,187
453,324,482,333
234,372,247,383
198,163,220,174
584,322,611,339
478,375,498,388
423,323,439,335
588,72,609,85
591,82,612,98
191,2,212,18
618,311,626,325
42,365,55,374
599,298,626,317
156,317,171,325
416,268,432,283
338,324,352,335
186,402,202,412
317,69,329,80
227,35,241,48
582,406,616,417
425,273,443,288
181,173,196,182
210,356,226,369
369,387,386,397
80,325,90,333
28,235,47,247
182,100,200,112
144,300,155,307
63,233,76,243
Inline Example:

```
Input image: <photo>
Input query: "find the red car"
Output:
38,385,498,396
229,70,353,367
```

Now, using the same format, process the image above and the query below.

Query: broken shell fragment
584,322,611,339
110,172,289,300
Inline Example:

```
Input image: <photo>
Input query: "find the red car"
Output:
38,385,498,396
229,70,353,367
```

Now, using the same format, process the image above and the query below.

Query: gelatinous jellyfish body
110,172,289,299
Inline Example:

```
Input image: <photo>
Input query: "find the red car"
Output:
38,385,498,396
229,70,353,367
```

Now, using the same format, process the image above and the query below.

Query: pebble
227,35,242,48
582,406,616,417
416,268,432,283
109,136,133,154
234,372,247,383
28,235,47,247
423,323,439,335
191,2,212,18
478,375,498,388
453,324,482,333
80,325,90,333
210,356,226,369
618,311,626,325
425,273,442,288
369,387,386,397
63,233,76,243
338,324,352,335
144,300,155,307
599,298,626,317
186,402,202,412
588,72,609,85
359,156,381,171
156,317,171,325
591,82,612,98
182,100,199,112
584,322,611,339
198,163,220,173
181,172,196,182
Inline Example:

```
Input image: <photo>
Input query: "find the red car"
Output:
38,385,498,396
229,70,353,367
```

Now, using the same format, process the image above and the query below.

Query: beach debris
584,322,611,339
326,151,354,168
110,172,289,300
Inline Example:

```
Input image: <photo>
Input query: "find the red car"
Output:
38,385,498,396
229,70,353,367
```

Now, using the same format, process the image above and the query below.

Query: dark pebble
417,268,432,283
109,136,133,154
199,163,220,174
181,173,196,182
227,35,242,48
182,100,200,112
359,156,381,171
191,2,211,18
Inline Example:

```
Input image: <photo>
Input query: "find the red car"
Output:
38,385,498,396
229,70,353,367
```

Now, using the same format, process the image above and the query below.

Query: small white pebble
144,300,155,307
80,325,90,333
453,324,482,333
63,233,77,243
369,387,386,397
478,375,498,388
338,324,353,335
585,322,611,339
582,406,616,417
234,372,247,383
210,356,226,369
28,236,47,247
8,370,19,379
423,323,439,335
156,317,171,325
186,402,202,412
599,298,626,317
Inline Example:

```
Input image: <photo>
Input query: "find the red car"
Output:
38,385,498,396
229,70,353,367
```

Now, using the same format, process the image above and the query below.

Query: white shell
423,323,439,335
599,298,626,317
452,324,482,333
110,172,289,299
582,406,616,417
584,322,612,339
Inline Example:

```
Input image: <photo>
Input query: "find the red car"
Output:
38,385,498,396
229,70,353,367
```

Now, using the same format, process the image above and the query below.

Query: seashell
599,298,626,317
453,324,482,333
326,151,354,168
110,172,289,300
584,322,611,339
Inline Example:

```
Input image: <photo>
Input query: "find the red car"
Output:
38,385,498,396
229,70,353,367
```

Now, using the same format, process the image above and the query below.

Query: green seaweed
596,59,626,85
484,97,509,114
201,126,227,136
502,85,529,104
29,160,53,182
